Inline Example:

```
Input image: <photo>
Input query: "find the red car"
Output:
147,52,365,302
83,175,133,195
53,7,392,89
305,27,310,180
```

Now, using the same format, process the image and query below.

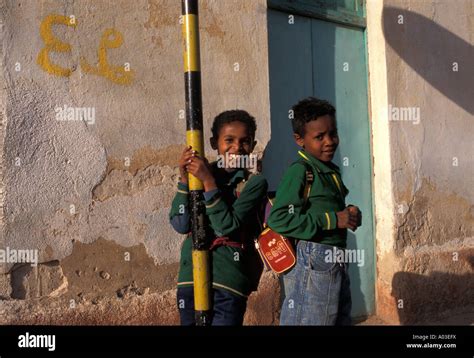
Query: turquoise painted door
263,6,375,319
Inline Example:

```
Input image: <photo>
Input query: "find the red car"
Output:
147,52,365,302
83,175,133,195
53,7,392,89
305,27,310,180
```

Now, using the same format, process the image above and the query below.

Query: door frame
267,0,366,29
266,0,377,319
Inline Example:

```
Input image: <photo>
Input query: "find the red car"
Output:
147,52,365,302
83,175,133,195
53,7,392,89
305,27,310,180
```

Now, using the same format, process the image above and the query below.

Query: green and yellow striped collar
297,149,340,174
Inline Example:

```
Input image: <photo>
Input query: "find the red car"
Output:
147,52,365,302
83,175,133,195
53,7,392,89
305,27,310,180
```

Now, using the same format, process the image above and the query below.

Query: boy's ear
293,133,305,148
210,137,217,150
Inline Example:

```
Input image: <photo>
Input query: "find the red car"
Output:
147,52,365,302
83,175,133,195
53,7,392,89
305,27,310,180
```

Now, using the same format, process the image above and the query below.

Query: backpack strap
235,170,254,198
211,170,255,251
300,160,314,208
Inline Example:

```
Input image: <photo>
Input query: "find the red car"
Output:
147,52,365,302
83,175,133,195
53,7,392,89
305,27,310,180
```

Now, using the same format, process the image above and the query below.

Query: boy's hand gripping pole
181,0,212,326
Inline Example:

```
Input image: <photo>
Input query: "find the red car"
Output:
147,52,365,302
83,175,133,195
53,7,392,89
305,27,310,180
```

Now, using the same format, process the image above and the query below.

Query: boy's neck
299,149,338,172
300,148,332,164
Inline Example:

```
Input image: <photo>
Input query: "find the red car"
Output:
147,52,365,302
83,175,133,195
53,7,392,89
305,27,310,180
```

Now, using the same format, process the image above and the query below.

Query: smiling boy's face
210,121,256,169
294,114,339,163
212,121,255,155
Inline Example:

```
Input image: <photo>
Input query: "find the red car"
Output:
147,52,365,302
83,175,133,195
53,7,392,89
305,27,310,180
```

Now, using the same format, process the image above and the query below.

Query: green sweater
169,163,268,297
267,149,349,248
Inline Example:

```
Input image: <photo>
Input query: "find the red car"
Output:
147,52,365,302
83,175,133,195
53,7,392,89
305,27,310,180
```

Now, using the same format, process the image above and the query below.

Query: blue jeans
177,286,247,326
280,241,352,325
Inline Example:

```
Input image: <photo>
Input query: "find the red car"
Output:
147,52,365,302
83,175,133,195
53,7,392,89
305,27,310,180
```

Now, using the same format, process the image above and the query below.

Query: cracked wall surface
0,0,274,324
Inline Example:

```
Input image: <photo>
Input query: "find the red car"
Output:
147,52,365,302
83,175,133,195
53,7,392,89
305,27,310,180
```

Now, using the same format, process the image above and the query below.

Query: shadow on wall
383,5,474,325
391,260,474,325
382,6,473,115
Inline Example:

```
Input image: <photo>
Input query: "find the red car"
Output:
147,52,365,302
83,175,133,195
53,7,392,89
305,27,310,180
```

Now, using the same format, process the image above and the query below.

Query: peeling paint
144,0,180,29
396,178,473,253
105,145,184,175
60,238,179,300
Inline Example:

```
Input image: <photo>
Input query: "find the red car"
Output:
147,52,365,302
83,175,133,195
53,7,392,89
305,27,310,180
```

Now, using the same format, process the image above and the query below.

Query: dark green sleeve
204,174,268,236
267,163,338,240
169,182,190,234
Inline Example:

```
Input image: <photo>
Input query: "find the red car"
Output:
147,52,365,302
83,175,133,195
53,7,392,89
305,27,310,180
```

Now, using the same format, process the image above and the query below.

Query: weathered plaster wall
0,0,276,324
367,0,473,324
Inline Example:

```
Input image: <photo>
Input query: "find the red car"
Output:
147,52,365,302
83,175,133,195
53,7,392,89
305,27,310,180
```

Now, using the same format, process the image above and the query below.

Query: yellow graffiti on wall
37,14,134,85
80,29,134,85
37,14,77,77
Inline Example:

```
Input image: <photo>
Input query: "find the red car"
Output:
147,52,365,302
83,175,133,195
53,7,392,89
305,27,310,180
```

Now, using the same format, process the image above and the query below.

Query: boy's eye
316,135,323,140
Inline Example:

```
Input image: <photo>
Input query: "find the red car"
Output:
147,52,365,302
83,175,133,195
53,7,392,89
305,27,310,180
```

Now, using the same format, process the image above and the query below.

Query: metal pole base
195,311,212,326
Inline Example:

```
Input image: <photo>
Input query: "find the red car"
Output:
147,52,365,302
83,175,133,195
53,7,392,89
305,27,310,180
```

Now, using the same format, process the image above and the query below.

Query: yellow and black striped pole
182,0,212,326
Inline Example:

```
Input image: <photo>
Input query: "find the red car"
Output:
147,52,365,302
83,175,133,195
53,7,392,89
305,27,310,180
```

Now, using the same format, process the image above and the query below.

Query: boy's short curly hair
211,110,257,139
291,97,336,137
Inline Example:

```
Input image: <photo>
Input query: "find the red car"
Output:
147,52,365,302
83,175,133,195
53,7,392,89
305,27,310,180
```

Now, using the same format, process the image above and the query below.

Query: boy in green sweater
267,97,362,325
169,110,267,326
